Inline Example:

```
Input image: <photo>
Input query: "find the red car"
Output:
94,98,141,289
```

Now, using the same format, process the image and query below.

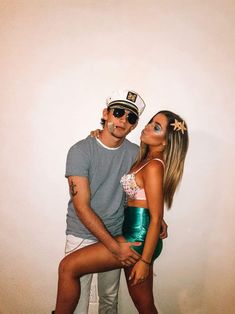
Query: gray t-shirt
65,135,139,240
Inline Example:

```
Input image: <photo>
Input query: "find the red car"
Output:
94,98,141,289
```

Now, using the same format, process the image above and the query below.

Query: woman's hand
90,129,101,138
128,260,150,286
160,219,168,239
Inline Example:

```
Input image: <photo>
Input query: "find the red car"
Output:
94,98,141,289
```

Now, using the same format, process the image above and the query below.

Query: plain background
0,1,235,313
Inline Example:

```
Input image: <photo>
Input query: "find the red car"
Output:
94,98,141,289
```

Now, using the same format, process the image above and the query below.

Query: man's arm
68,176,140,265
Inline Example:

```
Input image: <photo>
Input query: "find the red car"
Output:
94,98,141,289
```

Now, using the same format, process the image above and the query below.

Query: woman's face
140,113,168,147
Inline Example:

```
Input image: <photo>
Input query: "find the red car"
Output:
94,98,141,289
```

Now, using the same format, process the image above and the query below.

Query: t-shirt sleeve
65,143,90,178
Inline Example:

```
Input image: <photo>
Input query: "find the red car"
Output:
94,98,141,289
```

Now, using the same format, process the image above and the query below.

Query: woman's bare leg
55,240,123,314
124,266,158,314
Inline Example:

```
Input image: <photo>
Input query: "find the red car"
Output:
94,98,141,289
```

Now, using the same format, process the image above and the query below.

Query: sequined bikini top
120,158,165,201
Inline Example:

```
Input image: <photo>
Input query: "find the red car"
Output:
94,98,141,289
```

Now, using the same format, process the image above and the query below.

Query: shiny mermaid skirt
122,206,163,263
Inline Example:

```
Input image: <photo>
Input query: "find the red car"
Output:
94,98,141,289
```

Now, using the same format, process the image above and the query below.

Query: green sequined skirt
122,206,163,263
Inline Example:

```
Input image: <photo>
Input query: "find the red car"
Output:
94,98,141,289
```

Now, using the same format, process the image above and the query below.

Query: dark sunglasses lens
113,108,125,118
127,113,138,125
112,108,138,125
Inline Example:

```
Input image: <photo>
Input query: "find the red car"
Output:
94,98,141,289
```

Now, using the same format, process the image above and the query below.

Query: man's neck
98,129,125,148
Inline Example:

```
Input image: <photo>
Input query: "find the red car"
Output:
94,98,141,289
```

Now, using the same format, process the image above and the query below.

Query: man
63,90,167,314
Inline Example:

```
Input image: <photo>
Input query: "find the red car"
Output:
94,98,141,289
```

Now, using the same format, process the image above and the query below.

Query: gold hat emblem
126,91,137,103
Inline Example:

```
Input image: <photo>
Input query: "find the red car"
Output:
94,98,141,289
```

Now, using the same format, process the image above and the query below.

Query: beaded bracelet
140,258,151,265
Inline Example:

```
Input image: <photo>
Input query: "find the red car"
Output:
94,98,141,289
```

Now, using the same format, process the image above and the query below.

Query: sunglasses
111,108,138,125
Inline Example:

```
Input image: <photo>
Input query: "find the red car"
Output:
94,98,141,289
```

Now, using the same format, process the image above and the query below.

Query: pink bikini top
120,158,165,201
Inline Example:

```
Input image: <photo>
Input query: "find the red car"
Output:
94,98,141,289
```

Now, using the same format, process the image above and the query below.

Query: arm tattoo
70,180,78,197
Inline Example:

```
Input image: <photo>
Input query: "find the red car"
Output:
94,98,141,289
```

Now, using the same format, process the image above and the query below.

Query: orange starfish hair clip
170,119,187,134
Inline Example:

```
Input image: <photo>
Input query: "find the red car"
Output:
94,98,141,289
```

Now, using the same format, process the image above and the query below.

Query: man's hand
113,241,141,266
159,219,168,239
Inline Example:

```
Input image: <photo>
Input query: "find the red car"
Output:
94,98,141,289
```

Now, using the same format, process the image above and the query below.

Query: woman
55,110,188,314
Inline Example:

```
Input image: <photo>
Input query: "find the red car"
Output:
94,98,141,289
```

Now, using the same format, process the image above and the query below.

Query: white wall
0,1,235,313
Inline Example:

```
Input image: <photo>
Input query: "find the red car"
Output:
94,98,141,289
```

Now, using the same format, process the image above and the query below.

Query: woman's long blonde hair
132,110,189,209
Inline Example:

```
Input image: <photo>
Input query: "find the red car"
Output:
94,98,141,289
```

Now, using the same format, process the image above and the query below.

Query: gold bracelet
140,258,151,265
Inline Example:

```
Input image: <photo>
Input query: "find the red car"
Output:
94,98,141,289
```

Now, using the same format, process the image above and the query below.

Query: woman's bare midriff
127,199,148,208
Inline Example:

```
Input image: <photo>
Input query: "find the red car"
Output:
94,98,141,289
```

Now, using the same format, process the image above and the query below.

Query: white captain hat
106,89,146,116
